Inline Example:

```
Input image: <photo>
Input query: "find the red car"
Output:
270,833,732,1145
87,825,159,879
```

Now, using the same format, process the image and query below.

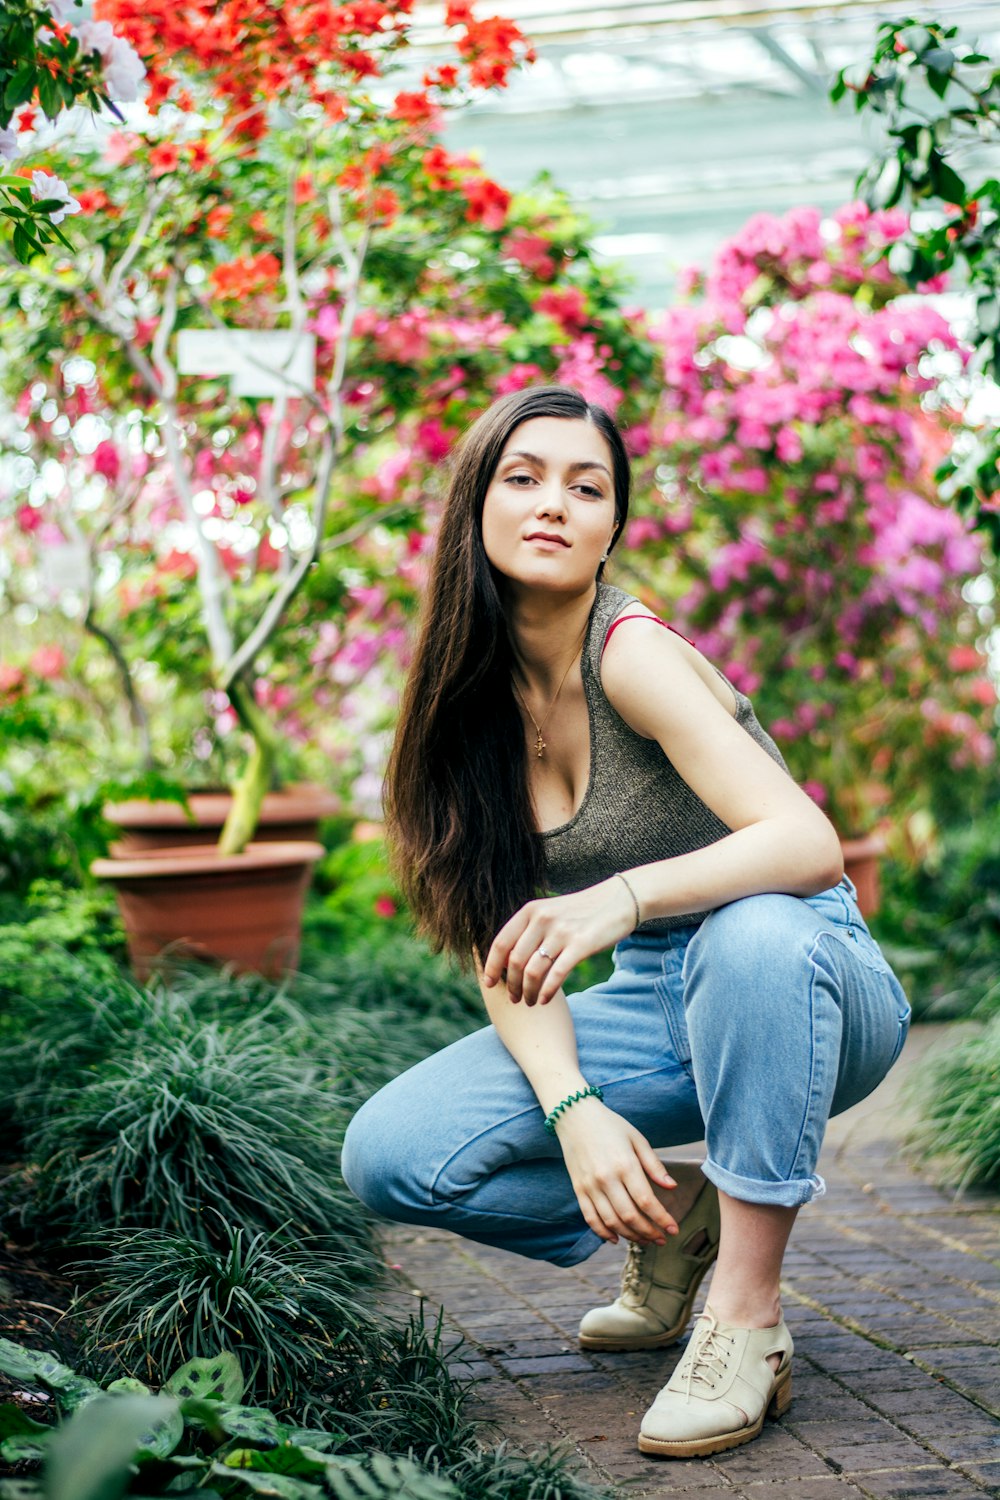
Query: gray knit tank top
541,583,790,931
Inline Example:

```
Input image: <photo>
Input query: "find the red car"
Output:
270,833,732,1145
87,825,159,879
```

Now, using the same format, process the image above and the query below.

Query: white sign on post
177,329,316,398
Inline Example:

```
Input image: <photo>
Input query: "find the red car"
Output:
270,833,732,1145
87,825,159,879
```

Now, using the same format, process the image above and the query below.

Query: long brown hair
383,385,632,964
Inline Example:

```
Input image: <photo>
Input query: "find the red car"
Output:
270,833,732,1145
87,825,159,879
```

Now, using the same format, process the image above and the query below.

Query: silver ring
538,946,554,961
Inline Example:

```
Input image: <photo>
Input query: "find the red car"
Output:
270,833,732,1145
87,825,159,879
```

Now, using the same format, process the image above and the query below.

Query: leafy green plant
0,1337,610,1500
832,17,1000,542
20,996,368,1250
872,801,1000,1020
907,1014,1000,1187
76,1221,380,1412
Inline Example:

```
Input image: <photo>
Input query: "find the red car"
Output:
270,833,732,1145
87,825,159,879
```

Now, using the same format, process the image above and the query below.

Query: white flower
46,0,85,22
0,127,18,164
29,170,80,225
73,19,117,60
103,37,146,102
72,20,146,102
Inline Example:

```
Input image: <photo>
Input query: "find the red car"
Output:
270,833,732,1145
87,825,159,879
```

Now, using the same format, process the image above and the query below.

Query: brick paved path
382,1024,1000,1498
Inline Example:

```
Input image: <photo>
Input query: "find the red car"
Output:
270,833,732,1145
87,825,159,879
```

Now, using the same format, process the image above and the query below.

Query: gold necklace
512,624,588,759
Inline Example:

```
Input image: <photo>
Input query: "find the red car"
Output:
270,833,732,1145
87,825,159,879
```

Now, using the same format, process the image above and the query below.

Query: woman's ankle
703,1289,782,1330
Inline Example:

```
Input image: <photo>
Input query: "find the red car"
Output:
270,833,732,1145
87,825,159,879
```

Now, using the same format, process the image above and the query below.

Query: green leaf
164,1352,245,1405
3,62,35,111
0,1405,51,1439
180,1400,287,1446
0,1483,45,1500
208,1463,325,1498
37,71,61,121
0,1433,50,1462
932,159,967,203
45,1395,181,1500
105,1378,151,1396
223,1446,328,1477
0,1340,101,1412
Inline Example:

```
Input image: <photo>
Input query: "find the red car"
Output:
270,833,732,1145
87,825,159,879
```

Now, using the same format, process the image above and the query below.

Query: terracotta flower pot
91,840,325,982
839,833,887,918
104,782,338,855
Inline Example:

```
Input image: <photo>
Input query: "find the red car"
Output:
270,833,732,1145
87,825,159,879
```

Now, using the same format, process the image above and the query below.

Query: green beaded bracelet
543,1084,604,1134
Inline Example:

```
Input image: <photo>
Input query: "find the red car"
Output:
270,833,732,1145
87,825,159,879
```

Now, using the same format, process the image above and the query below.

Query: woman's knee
687,893,818,999
341,1089,431,1222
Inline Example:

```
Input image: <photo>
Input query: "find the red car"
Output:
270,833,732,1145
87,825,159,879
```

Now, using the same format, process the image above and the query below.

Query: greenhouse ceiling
406,0,1000,307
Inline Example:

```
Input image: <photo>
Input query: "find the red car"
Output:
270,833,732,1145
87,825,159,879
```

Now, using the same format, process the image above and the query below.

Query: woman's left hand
482,878,637,1005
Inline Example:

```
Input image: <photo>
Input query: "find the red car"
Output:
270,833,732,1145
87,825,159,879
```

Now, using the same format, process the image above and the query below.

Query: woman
342,385,911,1459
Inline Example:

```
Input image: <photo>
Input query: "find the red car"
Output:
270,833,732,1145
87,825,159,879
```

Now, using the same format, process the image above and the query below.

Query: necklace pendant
535,731,546,758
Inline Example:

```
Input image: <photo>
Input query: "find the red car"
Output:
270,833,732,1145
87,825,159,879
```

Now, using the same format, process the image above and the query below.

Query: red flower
445,0,475,23
16,106,37,131
187,139,214,172
459,176,510,230
390,89,438,125
76,188,112,215
369,187,400,224
206,204,234,239
422,144,457,191
209,251,282,300
423,64,460,89
149,142,181,176
294,172,316,203
374,895,397,918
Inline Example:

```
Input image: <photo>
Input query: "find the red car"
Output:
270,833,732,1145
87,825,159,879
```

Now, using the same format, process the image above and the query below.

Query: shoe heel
767,1368,792,1420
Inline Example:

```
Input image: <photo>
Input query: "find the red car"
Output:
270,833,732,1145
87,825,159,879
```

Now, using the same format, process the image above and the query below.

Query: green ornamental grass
908,1015,1000,1189
76,1220,380,1412
23,996,370,1249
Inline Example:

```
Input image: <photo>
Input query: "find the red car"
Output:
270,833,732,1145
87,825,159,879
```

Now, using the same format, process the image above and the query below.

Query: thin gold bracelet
615,871,641,930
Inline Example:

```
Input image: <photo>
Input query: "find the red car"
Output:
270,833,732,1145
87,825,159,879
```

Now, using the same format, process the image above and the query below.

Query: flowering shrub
625,202,996,835
0,0,656,841
0,0,145,258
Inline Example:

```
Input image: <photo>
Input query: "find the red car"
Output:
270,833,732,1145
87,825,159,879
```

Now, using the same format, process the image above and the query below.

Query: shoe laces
620,1240,648,1300
679,1313,735,1402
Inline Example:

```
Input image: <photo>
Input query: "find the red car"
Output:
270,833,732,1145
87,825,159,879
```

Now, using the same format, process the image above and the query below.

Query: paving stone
374,1025,998,1493
706,1425,832,1481
845,1468,990,1498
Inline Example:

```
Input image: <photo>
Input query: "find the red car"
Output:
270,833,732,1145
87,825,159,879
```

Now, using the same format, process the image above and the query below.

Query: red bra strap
601,613,695,655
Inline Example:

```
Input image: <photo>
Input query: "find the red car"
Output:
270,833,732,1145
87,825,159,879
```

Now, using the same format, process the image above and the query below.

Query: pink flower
29,645,67,679
415,419,452,463
16,504,42,533
494,363,543,396
625,517,661,549
374,895,398,918
92,440,121,480
802,780,828,808
0,664,26,698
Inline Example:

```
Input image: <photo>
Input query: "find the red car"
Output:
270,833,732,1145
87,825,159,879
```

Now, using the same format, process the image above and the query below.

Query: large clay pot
104,783,338,856
91,840,325,981
839,833,886,918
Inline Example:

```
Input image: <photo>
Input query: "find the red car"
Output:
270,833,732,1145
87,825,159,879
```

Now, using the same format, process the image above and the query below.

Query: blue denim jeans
342,878,911,1267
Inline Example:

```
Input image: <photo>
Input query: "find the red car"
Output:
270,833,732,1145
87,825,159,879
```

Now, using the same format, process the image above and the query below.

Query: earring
600,552,609,562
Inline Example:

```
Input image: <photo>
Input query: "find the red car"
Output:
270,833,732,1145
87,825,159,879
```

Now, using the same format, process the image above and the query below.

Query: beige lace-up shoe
578,1166,721,1351
637,1306,794,1457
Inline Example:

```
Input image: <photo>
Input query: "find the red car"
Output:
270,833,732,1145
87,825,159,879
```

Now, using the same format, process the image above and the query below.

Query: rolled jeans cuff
702,1157,827,1208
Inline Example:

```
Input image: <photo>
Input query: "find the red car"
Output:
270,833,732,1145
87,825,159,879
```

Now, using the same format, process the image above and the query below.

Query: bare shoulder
599,609,738,737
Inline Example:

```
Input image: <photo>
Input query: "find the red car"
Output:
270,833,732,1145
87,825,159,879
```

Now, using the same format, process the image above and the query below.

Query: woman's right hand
554,1097,681,1246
